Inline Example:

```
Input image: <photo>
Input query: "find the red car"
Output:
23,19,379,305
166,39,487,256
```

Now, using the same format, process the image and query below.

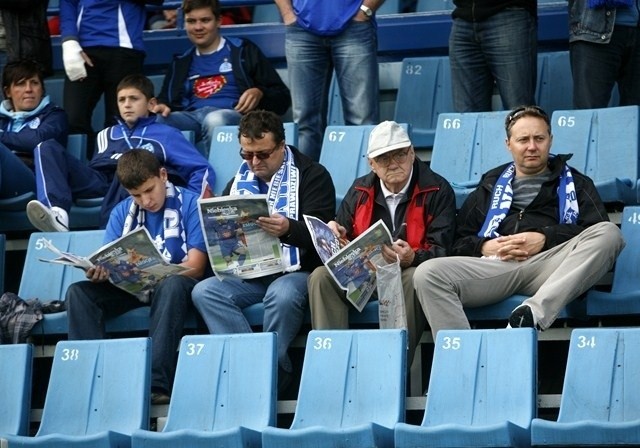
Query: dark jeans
449,8,537,112
63,46,144,155
66,275,197,393
571,25,640,109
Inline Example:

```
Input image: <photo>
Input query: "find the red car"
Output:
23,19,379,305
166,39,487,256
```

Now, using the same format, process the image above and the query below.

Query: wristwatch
360,4,373,17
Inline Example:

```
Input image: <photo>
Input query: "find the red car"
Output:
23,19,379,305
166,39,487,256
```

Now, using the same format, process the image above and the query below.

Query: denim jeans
570,25,640,109
66,275,197,394
191,271,310,373
285,20,379,160
156,106,242,153
449,8,537,112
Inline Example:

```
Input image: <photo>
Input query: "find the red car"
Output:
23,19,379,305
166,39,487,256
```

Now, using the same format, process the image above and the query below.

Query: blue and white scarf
478,160,579,238
230,146,301,272
123,181,188,264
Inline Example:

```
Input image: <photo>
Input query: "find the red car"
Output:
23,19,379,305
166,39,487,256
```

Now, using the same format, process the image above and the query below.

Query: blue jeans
285,20,379,160
156,107,242,153
449,8,537,112
191,271,310,373
66,275,198,394
571,25,640,109
0,142,34,199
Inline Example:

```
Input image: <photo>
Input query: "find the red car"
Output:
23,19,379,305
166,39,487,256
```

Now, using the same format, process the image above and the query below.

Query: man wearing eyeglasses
413,106,625,338
192,110,335,394
307,120,457,366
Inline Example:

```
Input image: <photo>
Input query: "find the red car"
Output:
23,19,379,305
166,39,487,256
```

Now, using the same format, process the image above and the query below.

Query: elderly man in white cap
307,120,457,366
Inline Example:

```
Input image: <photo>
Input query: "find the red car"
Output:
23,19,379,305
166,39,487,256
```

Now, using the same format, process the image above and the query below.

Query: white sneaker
26,201,69,232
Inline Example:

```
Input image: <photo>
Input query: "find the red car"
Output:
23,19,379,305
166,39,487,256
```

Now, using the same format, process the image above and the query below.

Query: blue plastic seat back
608,206,640,294
0,344,33,436
252,4,282,23
394,56,454,147
0,233,5,293
536,51,573,116
377,0,400,14
430,111,511,207
37,338,151,437
292,329,407,430
556,328,640,423
164,333,277,432
551,106,640,204
65,134,88,162
209,123,298,195
416,0,454,12
424,328,537,429
18,230,105,302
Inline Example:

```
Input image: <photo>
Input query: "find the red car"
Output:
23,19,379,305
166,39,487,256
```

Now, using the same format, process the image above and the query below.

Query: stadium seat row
3,327,640,447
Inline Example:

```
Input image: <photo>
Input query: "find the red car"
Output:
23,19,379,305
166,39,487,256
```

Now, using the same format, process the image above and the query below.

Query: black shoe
508,305,535,328
151,390,171,405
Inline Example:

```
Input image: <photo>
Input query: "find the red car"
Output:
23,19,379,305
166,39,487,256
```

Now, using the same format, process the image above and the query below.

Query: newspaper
198,195,284,279
304,216,392,311
40,227,189,298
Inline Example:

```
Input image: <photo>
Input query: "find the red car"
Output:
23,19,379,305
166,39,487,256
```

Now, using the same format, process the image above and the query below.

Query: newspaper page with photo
40,227,189,298
198,195,284,279
305,216,392,311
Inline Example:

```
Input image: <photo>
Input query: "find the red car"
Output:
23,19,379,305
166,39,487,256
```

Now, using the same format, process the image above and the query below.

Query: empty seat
0,233,4,293
550,106,640,204
0,344,33,437
262,329,407,448
430,111,511,208
416,0,455,12
531,328,640,446
536,51,573,116
132,333,277,448
394,56,454,148
395,328,537,448
4,338,151,447
209,122,298,195
587,206,640,315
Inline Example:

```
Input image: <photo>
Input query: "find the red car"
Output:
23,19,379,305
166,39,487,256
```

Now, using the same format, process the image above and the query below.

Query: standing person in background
274,0,383,161
60,0,162,156
449,0,537,112
569,0,640,108
0,0,53,78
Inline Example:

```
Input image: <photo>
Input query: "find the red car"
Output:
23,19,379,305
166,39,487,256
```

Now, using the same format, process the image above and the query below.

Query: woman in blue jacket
0,59,68,201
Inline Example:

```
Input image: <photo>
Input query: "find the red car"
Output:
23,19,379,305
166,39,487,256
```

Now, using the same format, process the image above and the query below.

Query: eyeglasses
374,148,412,167
505,106,550,132
239,143,280,161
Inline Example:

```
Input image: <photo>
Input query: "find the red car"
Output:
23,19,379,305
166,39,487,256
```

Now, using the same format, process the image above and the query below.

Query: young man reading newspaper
65,149,208,405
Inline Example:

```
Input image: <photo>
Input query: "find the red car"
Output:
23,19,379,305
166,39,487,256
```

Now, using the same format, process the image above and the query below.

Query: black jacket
337,158,457,267
158,37,291,116
0,0,52,76
223,146,335,272
452,0,536,21
453,154,610,257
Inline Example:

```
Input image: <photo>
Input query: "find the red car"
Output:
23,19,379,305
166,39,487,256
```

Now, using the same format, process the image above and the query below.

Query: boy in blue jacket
27,74,215,231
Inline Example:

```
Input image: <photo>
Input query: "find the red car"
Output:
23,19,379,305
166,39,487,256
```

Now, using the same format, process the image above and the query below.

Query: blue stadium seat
209,122,298,195
416,0,454,12
326,73,344,127
551,106,640,204
430,111,511,208
4,338,151,447
586,206,640,315
252,4,282,23
531,328,640,446
377,0,400,14
394,56,454,148
395,328,537,448
536,51,573,116
23,230,157,335
262,329,407,448
0,344,33,437
131,333,277,448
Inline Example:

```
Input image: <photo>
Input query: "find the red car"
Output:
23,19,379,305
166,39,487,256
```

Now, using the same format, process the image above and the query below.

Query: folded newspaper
304,215,392,311
198,195,284,279
40,227,189,298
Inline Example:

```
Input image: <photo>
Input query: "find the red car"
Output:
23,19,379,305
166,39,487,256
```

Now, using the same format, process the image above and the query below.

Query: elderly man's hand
481,232,546,261
381,239,415,268
257,213,290,238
